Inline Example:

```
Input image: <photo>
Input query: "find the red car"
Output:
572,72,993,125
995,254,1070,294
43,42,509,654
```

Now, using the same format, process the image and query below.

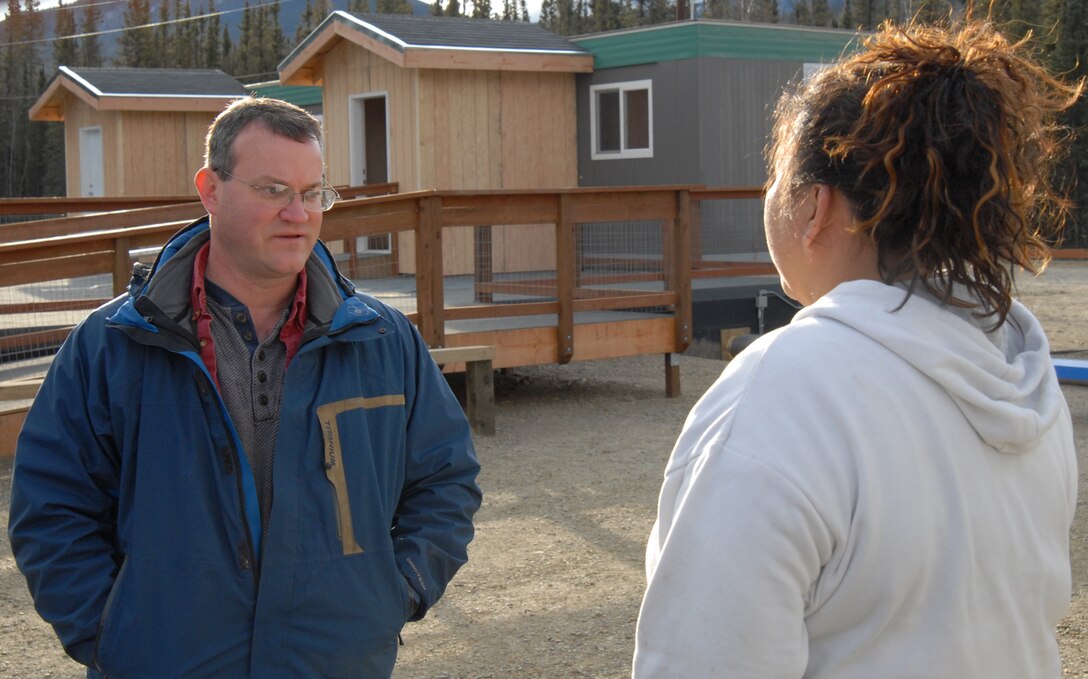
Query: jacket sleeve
7,328,122,667
391,321,482,621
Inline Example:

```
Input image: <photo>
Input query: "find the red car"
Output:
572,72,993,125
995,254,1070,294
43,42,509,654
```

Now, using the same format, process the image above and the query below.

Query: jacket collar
108,217,383,338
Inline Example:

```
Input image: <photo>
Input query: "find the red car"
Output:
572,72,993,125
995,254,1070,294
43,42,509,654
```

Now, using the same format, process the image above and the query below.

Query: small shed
278,12,594,274
29,66,247,197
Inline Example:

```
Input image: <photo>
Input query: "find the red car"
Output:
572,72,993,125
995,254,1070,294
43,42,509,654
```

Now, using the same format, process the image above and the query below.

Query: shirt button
243,332,254,342
258,394,269,406
257,350,265,361
199,339,207,347
257,372,267,383
235,312,247,324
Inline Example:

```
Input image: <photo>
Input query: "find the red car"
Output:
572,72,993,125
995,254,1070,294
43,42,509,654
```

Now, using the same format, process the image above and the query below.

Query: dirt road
1,261,1086,678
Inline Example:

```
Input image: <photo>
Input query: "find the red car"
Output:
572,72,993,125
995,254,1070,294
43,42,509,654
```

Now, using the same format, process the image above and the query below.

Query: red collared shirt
189,242,308,389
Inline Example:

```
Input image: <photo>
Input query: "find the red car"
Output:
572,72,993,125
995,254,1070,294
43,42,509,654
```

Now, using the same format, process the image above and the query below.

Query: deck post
673,190,692,354
556,193,575,364
113,236,131,296
665,352,681,398
416,195,445,347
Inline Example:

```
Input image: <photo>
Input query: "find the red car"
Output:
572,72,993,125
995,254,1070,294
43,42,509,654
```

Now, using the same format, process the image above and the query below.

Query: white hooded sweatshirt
634,280,1077,678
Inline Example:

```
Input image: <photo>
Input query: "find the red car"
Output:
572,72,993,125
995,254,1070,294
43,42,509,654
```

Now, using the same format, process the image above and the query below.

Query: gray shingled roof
339,12,586,53
60,66,246,97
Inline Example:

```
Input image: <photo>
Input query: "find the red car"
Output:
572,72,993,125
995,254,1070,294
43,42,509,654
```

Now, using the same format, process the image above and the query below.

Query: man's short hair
204,97,323,178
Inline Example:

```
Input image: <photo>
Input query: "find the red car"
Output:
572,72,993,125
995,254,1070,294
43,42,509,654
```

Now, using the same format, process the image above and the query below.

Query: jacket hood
798,280,1064,454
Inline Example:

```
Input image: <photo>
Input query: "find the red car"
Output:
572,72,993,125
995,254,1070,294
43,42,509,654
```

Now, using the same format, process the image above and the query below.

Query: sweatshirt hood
797,280,1064,454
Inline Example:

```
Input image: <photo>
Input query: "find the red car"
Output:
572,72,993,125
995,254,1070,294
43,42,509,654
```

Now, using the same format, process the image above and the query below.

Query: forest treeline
0,0,1085,245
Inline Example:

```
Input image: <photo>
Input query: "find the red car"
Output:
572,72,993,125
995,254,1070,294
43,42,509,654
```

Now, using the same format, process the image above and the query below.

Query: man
8,97,482,678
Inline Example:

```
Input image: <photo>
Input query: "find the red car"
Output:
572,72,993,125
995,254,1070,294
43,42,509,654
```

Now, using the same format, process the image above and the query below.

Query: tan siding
320,44,578,276
65,102,118,197
116,112,206,196
323,44,418,191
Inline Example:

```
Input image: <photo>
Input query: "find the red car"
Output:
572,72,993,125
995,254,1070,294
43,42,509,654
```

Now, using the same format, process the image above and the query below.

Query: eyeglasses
214,168,340,212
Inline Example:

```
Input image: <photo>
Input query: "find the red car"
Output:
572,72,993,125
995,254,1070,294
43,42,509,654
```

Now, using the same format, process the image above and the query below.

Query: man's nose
280,193,310,221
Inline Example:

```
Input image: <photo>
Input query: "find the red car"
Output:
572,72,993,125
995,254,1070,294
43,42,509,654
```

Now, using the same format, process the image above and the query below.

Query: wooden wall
63,97,118,198
322,41,578,275
118,111,210,196
63,98,210,197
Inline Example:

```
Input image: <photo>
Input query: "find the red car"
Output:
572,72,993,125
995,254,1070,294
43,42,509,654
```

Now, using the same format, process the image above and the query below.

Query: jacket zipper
195,369,259,588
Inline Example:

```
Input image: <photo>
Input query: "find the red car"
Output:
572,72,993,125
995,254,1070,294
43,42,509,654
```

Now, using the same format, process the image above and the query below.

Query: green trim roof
246,82,323,108
571,20,864,70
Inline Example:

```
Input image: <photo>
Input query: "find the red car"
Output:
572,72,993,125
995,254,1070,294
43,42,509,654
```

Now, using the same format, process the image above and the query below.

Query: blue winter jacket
8,218,482,678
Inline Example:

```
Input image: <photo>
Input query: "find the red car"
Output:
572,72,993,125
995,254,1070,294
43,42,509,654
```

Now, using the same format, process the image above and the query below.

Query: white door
79,126,104,196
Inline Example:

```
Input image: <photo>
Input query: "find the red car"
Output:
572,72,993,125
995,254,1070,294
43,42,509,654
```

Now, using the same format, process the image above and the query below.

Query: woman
634,19,1082,679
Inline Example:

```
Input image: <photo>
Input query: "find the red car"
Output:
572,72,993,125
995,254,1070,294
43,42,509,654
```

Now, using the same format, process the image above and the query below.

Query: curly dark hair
768,19,1083,326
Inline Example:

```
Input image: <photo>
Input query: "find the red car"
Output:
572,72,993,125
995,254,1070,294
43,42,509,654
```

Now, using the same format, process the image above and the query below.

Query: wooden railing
0,182,399,223
0,184,775,367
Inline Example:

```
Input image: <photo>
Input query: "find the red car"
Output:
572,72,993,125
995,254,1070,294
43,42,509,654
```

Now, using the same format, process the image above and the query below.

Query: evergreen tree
645,0,672,26
232,1,254,75
152,0,172,69
175,0,199,68
519,0,529,20
203,0,223,70
1,0,48,197
794,0,812,24
79,0,103,67
445,0,462,16
264,3,287,69
52,1,79,67
377,0,414,13
472,0,492,18
297,0,331,44
747,0,777,22
221,23,234,70
116,0,156,66
811,0,832,25
432,0,445,15
41,67,66,196
540,0,558,28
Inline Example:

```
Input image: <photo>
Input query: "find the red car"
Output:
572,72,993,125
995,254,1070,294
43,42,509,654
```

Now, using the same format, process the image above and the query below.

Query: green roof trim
572,21,864,70
246,82,323,107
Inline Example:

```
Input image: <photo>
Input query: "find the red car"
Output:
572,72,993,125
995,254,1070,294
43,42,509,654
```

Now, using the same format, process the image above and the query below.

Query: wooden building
278,12,594,274
29,66,246,198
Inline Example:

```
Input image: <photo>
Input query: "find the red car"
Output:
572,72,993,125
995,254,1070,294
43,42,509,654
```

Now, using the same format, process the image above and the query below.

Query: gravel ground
1,261,1086,678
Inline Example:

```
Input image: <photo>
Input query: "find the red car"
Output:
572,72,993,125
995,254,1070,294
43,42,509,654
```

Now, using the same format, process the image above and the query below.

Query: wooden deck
0,185,772,455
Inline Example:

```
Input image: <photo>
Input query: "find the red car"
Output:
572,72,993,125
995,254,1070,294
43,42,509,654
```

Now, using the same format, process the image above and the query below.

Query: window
591,80,653,160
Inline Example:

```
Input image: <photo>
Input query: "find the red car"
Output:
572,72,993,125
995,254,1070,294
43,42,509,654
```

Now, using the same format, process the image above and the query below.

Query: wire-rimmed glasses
214,168,340,212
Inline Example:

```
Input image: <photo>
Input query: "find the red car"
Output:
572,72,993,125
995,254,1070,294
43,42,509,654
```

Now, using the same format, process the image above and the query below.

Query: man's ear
801,184,834,249
194,167,220,216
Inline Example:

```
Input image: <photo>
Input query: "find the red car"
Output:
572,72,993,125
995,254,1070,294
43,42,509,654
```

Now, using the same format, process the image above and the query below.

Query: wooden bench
428,345,496,437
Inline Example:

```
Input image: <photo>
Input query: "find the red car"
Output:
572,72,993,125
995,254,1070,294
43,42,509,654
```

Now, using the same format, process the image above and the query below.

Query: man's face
197,122,325,289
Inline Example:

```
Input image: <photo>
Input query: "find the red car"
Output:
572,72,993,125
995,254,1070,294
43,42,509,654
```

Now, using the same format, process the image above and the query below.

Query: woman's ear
801,184,834,249
194,167,220,216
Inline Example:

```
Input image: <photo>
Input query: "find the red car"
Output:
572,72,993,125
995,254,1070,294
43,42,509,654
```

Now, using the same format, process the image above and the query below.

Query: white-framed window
590,79,653,160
